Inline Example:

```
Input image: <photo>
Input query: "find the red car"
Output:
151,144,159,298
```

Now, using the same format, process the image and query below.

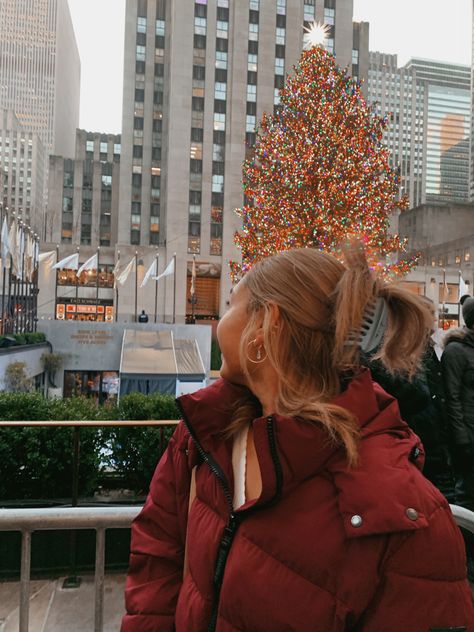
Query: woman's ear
254,302,281,347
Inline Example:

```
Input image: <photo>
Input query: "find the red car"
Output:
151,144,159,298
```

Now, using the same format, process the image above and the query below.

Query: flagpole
95,246,100,322
54,244,59,319
115,250,120,322
134,250,138,322
74,246,79,320
458,269,462,326
442,268,446,330
154,252,159,323
20,221,26,333
172,253,177,324
1,210,7,334
191,255,196,324
33,236,39,331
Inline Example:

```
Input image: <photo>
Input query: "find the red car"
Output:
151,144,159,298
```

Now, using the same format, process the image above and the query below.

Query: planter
47,387,62,399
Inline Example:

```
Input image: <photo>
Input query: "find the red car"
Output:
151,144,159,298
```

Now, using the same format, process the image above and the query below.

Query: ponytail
333,243,432,378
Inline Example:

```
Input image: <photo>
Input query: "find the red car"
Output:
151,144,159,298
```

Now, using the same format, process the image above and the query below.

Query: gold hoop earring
247,339,267,364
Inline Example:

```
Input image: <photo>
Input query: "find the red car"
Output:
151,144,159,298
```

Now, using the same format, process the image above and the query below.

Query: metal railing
450,504,474,534
0,419,179,631
0,505,141,632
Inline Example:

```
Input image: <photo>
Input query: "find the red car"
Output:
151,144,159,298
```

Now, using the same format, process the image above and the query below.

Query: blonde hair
231,246,433,466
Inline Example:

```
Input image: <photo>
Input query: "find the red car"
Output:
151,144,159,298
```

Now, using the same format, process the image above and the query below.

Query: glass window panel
216,51,228,69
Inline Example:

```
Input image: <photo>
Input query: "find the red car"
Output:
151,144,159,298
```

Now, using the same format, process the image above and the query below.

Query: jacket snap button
350,515,363,527
406,507,418,521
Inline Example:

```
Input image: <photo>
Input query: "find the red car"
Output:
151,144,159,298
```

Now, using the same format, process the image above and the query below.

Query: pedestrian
138,309,149,323
122,247,474,632
367,334,455,501
442,294,474,506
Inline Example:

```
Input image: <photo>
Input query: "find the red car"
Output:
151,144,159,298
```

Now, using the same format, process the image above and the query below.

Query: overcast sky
68,0,472,135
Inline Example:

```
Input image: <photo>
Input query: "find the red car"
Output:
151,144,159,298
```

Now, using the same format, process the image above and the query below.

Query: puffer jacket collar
177,369,430,538
444,326,474,348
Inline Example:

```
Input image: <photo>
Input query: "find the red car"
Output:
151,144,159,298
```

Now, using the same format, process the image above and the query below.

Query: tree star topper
303,21,331,49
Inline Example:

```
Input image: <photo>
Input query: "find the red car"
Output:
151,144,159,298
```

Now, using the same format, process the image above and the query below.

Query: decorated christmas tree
231,25,416,279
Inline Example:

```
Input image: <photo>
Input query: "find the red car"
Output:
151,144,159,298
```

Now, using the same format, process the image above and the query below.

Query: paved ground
0,574,126,631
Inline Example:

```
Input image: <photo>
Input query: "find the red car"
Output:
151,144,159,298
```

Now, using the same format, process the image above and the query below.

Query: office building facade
118,0,369,322
368,54,471,208
0,109,46,231
0,0,80,157
43,130,121,322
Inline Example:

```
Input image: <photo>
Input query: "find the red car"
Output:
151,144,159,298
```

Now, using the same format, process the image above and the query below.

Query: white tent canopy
119,329,205,396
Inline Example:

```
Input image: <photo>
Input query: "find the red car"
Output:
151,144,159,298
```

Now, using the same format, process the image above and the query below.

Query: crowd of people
368,293,474,508
122,246,474,631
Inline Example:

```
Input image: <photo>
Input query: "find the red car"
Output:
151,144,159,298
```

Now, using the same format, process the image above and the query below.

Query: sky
68,0,472,135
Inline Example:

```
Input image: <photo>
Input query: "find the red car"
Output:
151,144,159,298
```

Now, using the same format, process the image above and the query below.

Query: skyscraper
0,0,80,157
118,0,369,322
368,54,470,208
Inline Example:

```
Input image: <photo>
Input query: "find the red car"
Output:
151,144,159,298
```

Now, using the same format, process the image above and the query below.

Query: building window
192,96,205,111
217,20,228,38
86,140,94,154
156,19,165,36
216,51,228,70
275,57,284,75
194,16,206,35
137,17,147,33
249,0,259,9
215,82,227,100
304,2,315,21
247,84,257,102
249,23,259,41
465,250,471,262
214,113,226,131
275,27,285,45
352,49,359,65
212,174,224,193
277,0,286,14
246,115,256,132
136,45,146,61
324,7,335,25
193,64,205,80
248,53,258,72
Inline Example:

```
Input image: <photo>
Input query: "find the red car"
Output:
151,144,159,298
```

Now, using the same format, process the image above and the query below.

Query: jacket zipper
176,402,282,632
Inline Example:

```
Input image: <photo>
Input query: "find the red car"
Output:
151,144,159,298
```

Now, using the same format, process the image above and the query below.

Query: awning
119,329,205,396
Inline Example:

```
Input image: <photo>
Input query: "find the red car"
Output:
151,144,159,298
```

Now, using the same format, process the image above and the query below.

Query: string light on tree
230,32,418,281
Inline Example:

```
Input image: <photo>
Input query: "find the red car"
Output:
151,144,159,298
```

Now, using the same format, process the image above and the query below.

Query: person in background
122,247,474,632
442,294,474,507
138,309,149,323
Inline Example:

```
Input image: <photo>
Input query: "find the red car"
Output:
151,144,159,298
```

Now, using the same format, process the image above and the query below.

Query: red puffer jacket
122,370,474,632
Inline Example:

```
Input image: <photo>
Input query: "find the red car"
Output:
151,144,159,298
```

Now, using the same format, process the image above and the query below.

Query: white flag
1,217,10,268
16,225,24,277
116,256,135,286
77,252,98,277
39,250,56,268
52,252,79,270
190,256,196,296
459,275,469,301
153,257,175,282
140,258,157,288
8,219,17,275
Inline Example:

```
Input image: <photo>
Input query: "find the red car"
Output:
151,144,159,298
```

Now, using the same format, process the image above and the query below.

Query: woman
122,248,474,631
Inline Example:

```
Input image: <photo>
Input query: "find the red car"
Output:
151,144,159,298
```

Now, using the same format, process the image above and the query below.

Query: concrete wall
38,320,212,393
0,343,49,390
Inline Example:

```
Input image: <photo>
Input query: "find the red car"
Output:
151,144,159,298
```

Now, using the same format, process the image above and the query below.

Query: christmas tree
231,29,416,279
